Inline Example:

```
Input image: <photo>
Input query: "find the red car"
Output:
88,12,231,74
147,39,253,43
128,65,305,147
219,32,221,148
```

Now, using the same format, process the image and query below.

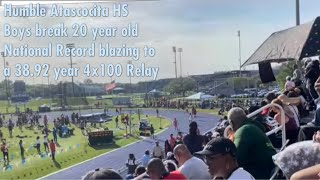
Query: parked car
96,96,103,100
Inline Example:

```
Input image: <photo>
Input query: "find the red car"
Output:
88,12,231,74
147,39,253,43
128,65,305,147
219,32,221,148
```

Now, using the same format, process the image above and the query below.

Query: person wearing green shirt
228,107,277,179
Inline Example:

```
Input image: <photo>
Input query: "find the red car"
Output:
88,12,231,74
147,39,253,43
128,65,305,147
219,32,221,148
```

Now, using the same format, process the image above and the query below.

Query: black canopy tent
241,16,320,83
242,16,320,67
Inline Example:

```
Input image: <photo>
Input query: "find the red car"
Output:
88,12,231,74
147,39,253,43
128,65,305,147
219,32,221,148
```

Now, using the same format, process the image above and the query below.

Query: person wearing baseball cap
195,137,254,180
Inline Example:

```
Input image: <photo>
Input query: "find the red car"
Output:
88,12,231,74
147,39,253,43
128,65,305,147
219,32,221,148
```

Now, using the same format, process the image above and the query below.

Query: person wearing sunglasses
195,137,254,180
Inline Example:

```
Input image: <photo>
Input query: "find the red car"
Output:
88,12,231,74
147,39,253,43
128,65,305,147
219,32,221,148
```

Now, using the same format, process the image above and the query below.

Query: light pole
66,43,75,97
178,48,183,77
1,52,9,106
237,30,242,77
128,60,132,94
296,0,300,26
47,75,51,107
172,46,177,78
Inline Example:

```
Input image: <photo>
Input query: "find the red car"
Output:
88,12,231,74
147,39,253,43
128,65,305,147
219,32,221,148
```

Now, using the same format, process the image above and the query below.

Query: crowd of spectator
79,59,320,180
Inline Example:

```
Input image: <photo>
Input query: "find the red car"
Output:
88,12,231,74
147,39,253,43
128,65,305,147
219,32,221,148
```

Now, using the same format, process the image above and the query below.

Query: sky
0,0,319,85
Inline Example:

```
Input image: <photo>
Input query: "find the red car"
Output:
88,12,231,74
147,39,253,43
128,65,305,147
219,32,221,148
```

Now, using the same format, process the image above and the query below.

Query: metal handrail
247,103,286,148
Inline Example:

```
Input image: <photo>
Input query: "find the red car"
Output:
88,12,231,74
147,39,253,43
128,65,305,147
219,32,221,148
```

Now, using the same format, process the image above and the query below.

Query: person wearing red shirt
49,139,56,160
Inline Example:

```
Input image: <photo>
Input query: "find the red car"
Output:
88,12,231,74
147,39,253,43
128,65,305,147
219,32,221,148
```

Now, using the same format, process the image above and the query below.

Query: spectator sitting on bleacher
290,131,320,180
285,76,296,91
271,99,299,144
309,76,320,126
163,160,178,172
173,144,211,180
126,165,147,180
82,168,123,180
228,107,276,179
141,150,151,167
135,158,186,180
293,88,309,118
247,106,268,132
263,92,278,117
165,152,178,166
195,137,254,180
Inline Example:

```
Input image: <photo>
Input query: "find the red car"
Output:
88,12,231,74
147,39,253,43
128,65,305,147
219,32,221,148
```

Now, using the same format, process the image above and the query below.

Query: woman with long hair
182,122,204,154
271,99,299,144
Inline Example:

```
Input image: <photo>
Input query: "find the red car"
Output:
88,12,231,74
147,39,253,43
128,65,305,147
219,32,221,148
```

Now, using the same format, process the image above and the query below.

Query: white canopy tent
185,92,215,101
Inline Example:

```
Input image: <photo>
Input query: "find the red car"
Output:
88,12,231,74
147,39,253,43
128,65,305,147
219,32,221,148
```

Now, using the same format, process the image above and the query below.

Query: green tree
276,61,295,89
165,77,196,96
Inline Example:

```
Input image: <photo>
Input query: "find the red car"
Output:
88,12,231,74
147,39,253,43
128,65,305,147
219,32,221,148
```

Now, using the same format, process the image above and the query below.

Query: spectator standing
183,122,204,155
173,118,178,131
305,60,320,101
44,115,48,127
43,135,49,152
173,144,211,180
169,134,176,151
8,119,13,138
153,141,164,159
19,140,25,159
126,154,136,175
188,113,193,123
192,107,197,118
176,132,183,143
1,142,9,163
164,140,171,156
50,139,56,160
150,124,155,139
53,128,58,143
292,63,303,86
115,116,119,129
36,136,41,154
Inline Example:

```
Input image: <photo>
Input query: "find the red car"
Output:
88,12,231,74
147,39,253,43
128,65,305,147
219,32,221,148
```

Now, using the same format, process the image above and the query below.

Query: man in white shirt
173,144,211,179
195,137,255,180
152,141,163,159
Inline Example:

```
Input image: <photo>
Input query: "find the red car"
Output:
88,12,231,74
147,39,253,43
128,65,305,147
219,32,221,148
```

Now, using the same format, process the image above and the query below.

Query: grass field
0,114,171,179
